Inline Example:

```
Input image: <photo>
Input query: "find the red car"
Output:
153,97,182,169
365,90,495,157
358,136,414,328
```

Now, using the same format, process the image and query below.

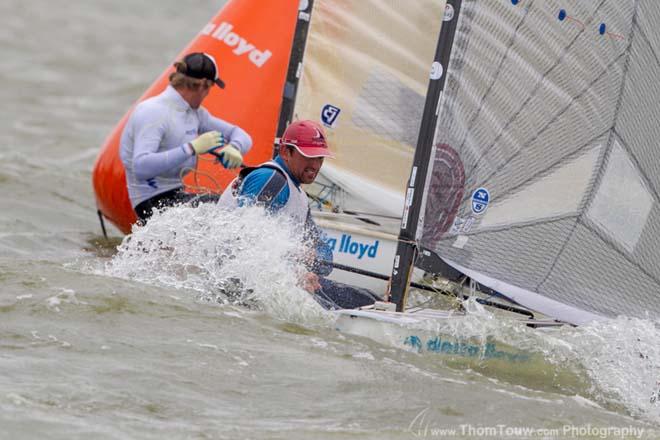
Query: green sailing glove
188,131,225,155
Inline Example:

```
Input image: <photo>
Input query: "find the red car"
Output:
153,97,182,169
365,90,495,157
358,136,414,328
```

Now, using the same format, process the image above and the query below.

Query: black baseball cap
179,52,225,88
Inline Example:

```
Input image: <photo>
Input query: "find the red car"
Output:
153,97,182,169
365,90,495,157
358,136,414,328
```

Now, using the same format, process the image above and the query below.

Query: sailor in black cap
120,52,252,223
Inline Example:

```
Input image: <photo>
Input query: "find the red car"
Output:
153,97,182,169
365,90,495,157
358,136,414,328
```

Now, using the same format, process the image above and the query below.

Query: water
1,0,660,438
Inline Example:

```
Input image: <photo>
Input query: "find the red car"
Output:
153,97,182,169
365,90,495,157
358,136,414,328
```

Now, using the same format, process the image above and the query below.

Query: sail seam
490,128,610,204
577,0,646,251
600,2,660,204
464,48,627,204
577,215,660,289
463,0,609,182
456,0,532,156
633,15,660,68
537,1,641,292
440,213,577,238
612,129,660,203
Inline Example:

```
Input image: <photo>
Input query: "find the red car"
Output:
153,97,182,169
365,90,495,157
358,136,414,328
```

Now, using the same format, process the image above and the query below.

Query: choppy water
2,0,660,438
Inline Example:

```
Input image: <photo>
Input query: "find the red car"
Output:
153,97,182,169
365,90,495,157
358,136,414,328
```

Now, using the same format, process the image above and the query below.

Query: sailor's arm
304,212,333,276
130,109,194,180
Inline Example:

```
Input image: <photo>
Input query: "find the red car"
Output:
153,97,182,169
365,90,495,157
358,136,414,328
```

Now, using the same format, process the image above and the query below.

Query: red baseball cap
280,120,334,158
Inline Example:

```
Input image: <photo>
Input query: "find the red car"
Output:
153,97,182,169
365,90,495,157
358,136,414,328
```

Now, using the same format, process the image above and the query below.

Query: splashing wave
104,203,331,324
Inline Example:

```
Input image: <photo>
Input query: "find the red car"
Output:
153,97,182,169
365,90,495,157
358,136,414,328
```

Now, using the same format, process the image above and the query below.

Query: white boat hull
314,212,398,294
334,307,538,363
332,307,589,391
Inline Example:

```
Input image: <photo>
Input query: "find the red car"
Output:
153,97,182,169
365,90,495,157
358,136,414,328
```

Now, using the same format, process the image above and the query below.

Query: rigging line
309,203,400,226
459,48,629,206
330,261,535,318
179,151,243,194
306,183,401,220
461,0,611,180
405,279,465,312
421,274,536,319
180,164,222,194
398,237,417,247
340,210,401,220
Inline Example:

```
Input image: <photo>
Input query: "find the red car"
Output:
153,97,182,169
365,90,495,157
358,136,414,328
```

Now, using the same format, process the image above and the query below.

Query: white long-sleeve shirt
120,85,252,207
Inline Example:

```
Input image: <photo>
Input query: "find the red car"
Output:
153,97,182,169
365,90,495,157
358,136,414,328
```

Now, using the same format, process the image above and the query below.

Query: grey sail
421,0,660,324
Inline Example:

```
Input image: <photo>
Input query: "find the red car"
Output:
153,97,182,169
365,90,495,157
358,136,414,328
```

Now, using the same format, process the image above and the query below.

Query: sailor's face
189,82,212,109
284,147,324,184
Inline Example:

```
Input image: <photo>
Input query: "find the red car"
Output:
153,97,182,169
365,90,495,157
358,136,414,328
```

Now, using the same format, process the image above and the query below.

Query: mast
388,0,462,312
275,0,315,143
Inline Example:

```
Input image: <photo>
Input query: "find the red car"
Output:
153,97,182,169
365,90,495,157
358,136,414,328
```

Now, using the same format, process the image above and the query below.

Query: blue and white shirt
120,85,252,207
220,155,333,276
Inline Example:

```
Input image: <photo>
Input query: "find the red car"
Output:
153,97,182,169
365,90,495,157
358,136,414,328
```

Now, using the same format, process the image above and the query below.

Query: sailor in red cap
219,120,378,309
120,52,252,223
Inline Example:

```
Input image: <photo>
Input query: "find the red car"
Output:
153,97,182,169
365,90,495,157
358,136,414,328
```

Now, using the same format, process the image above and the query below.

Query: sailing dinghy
284,0,560,361
336,0,660,354
93,0,660,362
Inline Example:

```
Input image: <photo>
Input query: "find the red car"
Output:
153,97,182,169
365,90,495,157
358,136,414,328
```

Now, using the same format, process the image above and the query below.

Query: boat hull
334,307,585,391
335,308,534,363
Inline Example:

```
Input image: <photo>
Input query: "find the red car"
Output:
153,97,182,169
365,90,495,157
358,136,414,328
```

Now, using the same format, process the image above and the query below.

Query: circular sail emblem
421,144,465,245
471,187,490,215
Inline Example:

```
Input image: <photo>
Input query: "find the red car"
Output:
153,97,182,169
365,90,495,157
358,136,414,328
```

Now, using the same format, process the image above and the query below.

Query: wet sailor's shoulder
239,166,289,207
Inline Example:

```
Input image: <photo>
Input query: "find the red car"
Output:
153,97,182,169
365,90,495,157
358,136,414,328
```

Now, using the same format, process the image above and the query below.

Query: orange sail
92,0,300,234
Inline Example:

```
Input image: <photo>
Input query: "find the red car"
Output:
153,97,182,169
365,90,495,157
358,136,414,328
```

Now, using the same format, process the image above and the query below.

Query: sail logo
200,22,272,67
325,234,379,259
321,104,341,128
471,187,490,215
451,216,474,234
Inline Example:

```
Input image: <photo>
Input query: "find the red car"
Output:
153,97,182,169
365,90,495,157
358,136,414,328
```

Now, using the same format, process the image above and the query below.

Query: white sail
422,0,660,324
293,0,446,217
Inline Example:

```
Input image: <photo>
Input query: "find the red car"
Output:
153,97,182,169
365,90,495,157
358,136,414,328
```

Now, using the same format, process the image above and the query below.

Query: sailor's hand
300,272,321,294
216,144,243,169
188,131,225,155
